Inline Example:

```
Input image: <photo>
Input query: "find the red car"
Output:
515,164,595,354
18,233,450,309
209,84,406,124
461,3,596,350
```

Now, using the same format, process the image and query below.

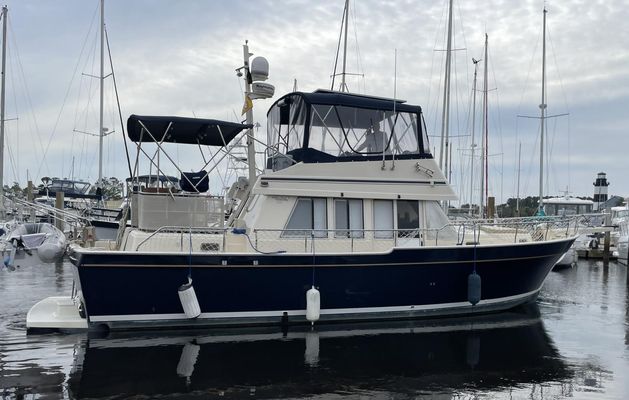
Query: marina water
1,258,629,399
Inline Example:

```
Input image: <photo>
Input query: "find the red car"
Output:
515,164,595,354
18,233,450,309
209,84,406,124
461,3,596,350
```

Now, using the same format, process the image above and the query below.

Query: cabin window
283,198,327,237
334,199,364,238
397,200,419,237
374,200,394,239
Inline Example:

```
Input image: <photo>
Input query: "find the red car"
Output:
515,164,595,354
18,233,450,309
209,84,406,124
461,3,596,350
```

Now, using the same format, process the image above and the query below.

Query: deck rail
250,216,581,254
126,215,581,254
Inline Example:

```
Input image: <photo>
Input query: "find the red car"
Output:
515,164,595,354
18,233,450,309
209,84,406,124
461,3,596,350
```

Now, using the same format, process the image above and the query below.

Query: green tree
90,177,123,200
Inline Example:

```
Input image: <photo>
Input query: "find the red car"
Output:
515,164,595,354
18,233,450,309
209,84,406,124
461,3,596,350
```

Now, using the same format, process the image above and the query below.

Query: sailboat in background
522,8,573,268
0,6,66,268
69,0,128,240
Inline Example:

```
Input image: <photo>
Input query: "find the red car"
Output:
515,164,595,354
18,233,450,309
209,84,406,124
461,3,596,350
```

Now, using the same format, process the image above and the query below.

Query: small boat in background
544,196,593,269
2,223,66,268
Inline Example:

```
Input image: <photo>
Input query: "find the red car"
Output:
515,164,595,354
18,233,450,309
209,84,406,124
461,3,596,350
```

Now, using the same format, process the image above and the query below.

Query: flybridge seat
181,171,209,193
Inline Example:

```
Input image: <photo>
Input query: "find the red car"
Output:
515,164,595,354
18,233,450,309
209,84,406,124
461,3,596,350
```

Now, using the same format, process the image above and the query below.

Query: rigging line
516,20,542,115
451,19,467,194
7,42,19,182
546,16,572,193
426,0,448,135
349,0,364,94
80,28,99,178
5,50,19,183
522,122,542,199
546,21,571,113
330,0,347,91
547,117,560,196
8,18,52,176
105,27,133,180
35,2,100,181
462,82,475,206
487,43,505,203
73,17,99,141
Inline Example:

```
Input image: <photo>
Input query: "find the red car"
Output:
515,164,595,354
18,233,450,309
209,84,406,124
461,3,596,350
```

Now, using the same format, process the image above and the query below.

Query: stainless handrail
135,225,226,251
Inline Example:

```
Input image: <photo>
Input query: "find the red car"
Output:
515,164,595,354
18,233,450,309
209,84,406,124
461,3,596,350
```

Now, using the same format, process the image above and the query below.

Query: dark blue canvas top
127,115,253,146
267,90,422,116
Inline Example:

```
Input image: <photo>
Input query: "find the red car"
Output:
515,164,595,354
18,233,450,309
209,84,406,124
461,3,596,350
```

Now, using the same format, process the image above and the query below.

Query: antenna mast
98,0,105,189
0,6,7,217
340,0,349,92
482,33,489,217
538,8,547,214
469,57,480,216
438,0,454,180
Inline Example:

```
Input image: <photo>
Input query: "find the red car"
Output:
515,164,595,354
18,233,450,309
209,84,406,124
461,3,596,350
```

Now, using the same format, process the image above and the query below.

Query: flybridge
266,90,431,168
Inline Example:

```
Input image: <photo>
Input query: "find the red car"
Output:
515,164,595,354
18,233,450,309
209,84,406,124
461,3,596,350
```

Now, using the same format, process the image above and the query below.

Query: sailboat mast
538,8,547,213
482,33,489,217
340,0,349,92
0,6,6,214
516,142,521,216
469,58,479,216
98,0,105,188
438,0,453,180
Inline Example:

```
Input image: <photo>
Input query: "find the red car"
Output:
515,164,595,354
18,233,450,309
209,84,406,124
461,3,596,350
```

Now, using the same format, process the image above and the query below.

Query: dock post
603,210,611,265
26,180,33,201
487,197,495,219
55,191,64,231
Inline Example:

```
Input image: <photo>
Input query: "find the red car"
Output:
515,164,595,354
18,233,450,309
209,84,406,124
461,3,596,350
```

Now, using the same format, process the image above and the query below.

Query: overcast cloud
2,0,628,204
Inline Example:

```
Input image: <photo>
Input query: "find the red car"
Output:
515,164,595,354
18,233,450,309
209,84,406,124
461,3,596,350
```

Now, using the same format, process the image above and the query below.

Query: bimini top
127,115,253,146
268,89,421,116
125,175,179,184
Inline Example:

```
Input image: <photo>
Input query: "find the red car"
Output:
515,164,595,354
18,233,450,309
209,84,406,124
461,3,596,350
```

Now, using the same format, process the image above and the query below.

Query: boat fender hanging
468,272,481,306
306,286,320,324
178,277,201,318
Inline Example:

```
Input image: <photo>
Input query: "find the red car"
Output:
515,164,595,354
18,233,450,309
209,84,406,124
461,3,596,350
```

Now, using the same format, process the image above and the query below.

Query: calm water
1,259,629,399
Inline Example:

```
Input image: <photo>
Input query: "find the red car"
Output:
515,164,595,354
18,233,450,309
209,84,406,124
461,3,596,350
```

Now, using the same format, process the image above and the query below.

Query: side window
334,199,364,238
374,200,394,239
397,200,419,237
284,198,327,237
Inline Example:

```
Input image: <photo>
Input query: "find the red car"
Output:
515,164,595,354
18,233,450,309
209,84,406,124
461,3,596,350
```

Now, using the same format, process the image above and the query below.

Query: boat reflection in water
67,304,570,398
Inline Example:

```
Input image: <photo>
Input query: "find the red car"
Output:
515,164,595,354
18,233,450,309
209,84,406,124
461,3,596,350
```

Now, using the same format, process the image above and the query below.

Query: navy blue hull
71,238,574,328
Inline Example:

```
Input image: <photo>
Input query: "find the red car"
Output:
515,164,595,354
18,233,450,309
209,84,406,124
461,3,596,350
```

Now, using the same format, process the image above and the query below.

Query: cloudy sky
1,0,628,204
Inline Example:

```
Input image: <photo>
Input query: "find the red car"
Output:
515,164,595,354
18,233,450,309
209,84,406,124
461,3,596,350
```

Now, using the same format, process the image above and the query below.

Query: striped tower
593,172,609,211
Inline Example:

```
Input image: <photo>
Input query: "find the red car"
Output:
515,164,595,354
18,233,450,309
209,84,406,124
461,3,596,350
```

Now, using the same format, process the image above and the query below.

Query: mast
538,8,547,214
242,41,256,186
98,0,104,189
340,0,349,92
469,58,480,216
0,6,6,216
438,0,453,180
516,142,521,216
482,33,489,217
